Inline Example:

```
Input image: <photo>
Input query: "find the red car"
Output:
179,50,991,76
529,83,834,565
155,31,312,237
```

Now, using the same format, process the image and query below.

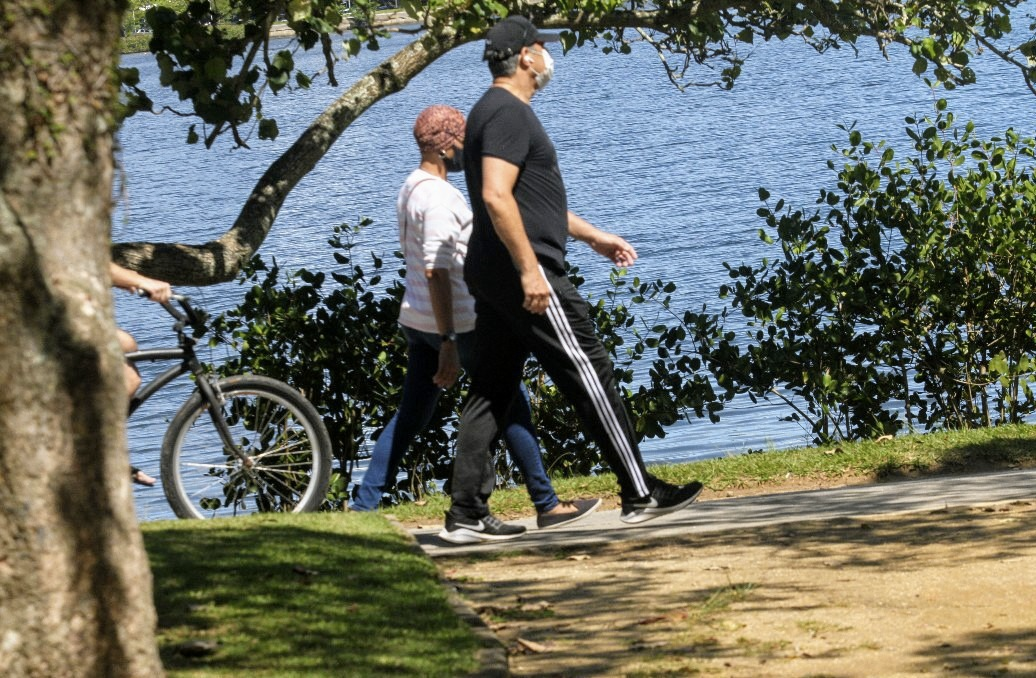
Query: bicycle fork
195,375,256,471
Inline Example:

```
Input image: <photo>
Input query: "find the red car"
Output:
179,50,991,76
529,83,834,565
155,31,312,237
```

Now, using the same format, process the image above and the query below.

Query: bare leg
130,467,156,486
119,328,154,486
118,329,140,395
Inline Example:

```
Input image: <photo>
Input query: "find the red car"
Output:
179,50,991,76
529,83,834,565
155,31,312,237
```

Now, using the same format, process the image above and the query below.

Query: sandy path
439,500,1036,677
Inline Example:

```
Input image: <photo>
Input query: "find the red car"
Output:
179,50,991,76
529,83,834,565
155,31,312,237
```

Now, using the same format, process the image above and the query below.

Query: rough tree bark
0,1,164,676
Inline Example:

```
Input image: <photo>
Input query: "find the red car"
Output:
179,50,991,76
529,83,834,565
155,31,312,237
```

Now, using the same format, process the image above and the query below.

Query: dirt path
438,499,1036,676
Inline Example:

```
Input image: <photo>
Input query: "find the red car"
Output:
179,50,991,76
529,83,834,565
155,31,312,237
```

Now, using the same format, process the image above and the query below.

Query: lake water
114,23,1034,520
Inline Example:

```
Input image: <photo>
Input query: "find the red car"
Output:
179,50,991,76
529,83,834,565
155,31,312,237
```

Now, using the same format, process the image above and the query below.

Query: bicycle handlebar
135,289,209,339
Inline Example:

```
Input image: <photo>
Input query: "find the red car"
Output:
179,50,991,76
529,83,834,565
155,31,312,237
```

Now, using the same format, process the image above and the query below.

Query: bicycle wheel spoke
248,437,312,463
251,474,300,504
183,477,232,509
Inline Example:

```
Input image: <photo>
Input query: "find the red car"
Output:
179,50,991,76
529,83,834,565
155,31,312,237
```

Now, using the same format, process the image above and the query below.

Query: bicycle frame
125,348,193,417
125,296,244,461
123,294,332,519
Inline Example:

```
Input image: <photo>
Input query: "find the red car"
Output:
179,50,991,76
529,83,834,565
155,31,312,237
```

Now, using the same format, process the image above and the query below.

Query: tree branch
113,0,1032,284
113,28,464,285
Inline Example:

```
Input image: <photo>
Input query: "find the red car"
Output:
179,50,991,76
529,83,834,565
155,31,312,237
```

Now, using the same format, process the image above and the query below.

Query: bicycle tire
160,374,332,519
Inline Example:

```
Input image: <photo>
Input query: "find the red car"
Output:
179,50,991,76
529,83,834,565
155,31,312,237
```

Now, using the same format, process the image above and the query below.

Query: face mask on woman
442,144,464,173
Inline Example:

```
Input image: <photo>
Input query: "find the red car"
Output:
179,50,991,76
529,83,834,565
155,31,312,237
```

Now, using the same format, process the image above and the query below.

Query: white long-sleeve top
396,168,477,334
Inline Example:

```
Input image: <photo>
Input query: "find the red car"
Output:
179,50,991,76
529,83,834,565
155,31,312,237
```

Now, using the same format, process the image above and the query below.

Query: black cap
483,16,560,61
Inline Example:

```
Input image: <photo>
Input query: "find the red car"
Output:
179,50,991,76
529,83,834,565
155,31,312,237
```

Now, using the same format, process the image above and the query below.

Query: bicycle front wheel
161,374,333,519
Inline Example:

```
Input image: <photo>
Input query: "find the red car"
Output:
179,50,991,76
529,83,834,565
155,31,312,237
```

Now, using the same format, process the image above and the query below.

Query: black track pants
449,267,652,520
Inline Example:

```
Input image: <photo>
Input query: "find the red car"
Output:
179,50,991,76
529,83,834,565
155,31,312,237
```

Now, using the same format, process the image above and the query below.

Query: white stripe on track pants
448,266,653,519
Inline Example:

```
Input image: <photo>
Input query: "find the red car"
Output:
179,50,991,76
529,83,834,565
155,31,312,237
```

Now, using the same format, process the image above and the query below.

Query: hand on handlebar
110,262,173,303
133,278,173,303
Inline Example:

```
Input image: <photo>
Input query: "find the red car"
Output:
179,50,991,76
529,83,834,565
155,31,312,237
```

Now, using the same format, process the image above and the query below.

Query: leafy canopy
119,0,1036,149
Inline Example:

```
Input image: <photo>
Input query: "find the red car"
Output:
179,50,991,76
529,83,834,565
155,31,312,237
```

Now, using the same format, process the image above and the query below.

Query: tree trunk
0,2,164,676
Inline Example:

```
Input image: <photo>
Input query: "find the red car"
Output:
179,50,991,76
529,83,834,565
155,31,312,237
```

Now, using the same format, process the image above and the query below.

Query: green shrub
212,105,1036,508
723,102,1036,441
212,223,731,506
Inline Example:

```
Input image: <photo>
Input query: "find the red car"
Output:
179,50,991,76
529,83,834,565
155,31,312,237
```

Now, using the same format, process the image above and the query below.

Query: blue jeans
350,326,558,512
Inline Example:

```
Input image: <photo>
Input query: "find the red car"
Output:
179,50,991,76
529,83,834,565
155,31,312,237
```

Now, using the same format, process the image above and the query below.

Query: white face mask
529,48,555,90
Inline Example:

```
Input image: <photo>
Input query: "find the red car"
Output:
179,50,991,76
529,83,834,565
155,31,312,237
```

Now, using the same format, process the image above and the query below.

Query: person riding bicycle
118,289,332,518
110,261,172,486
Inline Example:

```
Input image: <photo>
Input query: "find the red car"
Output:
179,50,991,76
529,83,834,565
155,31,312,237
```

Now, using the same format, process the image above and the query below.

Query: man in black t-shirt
439,16,704,545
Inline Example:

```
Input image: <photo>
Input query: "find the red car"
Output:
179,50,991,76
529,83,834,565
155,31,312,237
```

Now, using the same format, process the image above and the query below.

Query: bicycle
126,294,332,519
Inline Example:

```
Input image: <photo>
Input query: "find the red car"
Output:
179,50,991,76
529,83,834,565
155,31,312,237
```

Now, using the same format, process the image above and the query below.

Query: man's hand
568,212,639,268
588,232,638,268
521,268,551,314
433,341,461,388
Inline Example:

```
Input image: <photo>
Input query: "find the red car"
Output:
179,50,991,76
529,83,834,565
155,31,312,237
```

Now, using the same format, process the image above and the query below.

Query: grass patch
797,619,852,635
142,512,478,677
622,583,757,676
696,582,756,619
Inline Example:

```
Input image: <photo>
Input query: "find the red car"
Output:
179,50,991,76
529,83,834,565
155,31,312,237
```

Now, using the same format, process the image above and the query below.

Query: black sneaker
438,512,527,544
537,498,603,530
620,479,703,525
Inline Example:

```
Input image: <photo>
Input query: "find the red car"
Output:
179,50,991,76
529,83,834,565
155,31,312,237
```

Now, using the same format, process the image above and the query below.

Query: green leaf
920,37,939,60
272,50,295,72
120,67,141,87
204,56,226,81
258,117,279,140
288,0,311,23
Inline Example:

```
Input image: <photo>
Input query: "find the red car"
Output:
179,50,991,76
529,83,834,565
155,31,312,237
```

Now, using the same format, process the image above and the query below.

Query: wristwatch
440,332,457,343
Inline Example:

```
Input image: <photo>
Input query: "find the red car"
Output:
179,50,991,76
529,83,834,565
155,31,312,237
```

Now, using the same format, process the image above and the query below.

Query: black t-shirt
463,87,569,287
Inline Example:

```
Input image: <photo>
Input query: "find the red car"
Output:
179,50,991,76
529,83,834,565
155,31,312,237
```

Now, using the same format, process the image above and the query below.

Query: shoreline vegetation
119,12,414,55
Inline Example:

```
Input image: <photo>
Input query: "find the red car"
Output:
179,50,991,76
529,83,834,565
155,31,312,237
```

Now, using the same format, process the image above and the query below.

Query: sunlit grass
141,423,1036,675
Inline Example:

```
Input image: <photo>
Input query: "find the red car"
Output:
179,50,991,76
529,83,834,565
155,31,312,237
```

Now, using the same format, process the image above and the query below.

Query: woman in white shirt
351,105,599,530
